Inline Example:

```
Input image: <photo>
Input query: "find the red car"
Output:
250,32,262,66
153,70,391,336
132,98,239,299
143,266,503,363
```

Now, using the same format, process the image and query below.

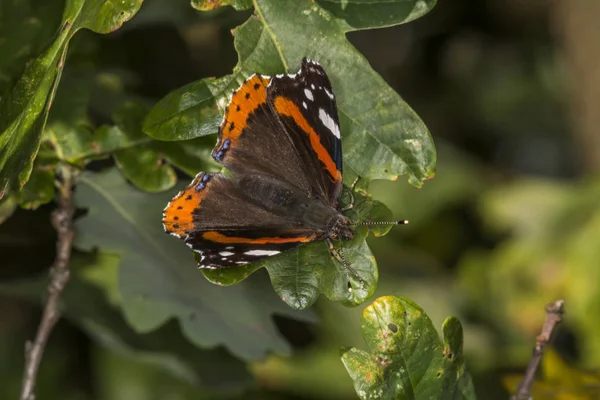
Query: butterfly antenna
352,220,409,227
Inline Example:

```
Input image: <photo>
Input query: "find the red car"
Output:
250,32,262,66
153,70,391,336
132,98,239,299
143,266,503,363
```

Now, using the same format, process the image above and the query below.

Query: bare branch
510,299,566,400
20,165,77,400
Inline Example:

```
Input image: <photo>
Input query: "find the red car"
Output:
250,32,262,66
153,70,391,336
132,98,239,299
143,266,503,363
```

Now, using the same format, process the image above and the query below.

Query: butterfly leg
341,176,361,212
326,238,366,291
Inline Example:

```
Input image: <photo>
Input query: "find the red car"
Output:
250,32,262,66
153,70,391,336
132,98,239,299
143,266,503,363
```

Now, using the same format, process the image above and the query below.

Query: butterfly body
235,172,352,237
163,59,355,269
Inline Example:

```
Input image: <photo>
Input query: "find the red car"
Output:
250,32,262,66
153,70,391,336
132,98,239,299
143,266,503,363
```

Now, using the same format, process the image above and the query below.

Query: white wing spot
318,108,341,139
303,101,308,109
323,87,334,100
245,250,280,256
304,89,314,101
219,251,234,257
311,84,316,89
236,261,249,265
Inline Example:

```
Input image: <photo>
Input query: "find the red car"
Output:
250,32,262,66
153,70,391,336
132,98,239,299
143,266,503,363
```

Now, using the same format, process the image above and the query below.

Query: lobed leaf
74,169,315,359
145,0,437,309
341,296,476,400
145,0,436,186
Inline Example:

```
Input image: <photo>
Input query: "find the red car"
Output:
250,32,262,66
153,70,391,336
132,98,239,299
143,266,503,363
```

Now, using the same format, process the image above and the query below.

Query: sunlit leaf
341,296,476,400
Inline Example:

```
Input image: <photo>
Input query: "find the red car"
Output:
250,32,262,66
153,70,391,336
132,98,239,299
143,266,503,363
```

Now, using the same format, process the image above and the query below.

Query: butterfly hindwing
163,172,317,269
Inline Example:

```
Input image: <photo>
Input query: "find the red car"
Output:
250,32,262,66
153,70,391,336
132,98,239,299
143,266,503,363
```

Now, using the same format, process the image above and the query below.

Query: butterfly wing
267,58,344,206
211,74,316,197
163,172,317,268
163,60,345,268
212,60,344,206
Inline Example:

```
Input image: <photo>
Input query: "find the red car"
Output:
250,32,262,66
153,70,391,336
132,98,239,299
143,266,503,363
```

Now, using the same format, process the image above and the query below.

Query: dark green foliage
0,0,498,399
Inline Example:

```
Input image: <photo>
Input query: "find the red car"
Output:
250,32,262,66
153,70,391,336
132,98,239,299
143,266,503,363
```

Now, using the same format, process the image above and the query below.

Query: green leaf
109,102,217,191
191,0,253,11
159,137,220,177
111,102,177,192
316,0,438,31
74,169,315,359
114,147,177,193
143,0,437,309
144,0,436,186
143,0,435,309
0,195,17,225
341,296,476,400
16,167,54,209
0,0,142,197
42,69,98,163
0,251,254,392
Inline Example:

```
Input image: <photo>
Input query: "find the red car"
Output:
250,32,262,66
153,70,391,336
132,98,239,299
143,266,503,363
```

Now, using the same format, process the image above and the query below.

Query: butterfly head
328,214,354,241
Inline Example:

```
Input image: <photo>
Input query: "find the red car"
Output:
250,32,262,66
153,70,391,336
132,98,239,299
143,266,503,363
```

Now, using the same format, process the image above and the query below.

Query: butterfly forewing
211,75,315,196
267,59,344,205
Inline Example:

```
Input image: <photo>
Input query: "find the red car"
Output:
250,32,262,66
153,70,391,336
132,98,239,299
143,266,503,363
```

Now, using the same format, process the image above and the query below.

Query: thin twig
511,299,566,400
20,165,77,400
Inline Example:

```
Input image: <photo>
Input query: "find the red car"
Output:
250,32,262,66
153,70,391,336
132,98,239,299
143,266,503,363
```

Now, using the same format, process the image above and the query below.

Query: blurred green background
1,0,599,399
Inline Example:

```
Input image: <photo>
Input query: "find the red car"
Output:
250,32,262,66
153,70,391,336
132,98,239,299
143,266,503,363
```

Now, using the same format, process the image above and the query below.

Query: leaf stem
511,299,565,400
20,164,77,400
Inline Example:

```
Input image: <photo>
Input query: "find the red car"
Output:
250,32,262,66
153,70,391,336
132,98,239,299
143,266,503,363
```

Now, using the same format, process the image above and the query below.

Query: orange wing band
203,231,315,244
218,75,270,146
272,96,342,184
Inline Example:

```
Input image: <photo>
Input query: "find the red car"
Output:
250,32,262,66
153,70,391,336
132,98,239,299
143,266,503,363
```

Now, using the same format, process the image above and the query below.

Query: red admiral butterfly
162,59,405,282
